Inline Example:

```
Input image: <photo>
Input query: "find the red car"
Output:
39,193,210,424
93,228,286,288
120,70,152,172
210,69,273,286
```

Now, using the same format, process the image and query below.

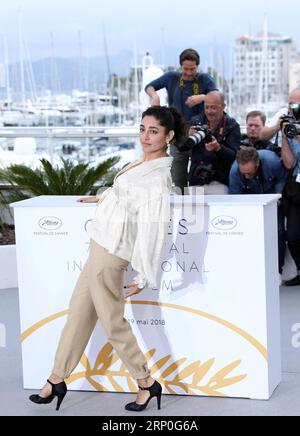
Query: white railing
0,126,141,167
0,126,139,139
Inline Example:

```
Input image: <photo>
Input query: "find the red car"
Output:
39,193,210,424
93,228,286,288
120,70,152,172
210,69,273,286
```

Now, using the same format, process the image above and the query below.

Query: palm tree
0,156,121,206
0,191,6,230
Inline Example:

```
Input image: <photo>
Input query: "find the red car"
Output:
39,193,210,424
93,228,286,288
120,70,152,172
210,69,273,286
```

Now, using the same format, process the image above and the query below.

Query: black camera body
240,137,253,147
182,124,213,150
193,163,215,185
282,103,300,139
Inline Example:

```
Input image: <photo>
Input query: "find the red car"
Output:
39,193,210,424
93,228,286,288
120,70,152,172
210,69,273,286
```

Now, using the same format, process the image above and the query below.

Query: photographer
145,49,217,122
260,89,300,143
281,102,300,286
241,111,280,156
145,49,217,192
229,147,287,275
186,91,241,194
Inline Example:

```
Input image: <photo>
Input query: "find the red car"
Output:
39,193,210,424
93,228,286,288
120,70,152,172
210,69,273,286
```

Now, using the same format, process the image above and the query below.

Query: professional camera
282,103,300,139
182,124,213,150
240,137,252,147
193,163,215,186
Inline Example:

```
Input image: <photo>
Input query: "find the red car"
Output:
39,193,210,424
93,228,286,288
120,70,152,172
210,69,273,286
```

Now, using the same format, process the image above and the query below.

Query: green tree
0,191,6,230
0,156,120,207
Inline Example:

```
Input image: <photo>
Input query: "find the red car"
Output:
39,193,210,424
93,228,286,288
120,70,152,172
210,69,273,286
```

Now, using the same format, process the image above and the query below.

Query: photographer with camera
241,111,280,156
181,91,240,194
145,49,217,192
260,89,300,143
229,147,287,276
281,101,300,286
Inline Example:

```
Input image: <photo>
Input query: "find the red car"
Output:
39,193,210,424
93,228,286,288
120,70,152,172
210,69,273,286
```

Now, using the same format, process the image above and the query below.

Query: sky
0,0,299,65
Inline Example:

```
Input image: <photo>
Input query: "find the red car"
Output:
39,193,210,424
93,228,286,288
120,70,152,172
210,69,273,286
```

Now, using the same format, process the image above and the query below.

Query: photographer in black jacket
186,91,241,194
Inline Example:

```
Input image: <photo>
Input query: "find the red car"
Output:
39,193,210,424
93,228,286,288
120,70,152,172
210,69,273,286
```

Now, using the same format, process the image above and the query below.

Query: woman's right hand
77,196,98,203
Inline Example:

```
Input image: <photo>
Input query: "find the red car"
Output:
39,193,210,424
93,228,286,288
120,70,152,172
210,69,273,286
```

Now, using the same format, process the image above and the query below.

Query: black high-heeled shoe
29,379,67,411
125,380,162,412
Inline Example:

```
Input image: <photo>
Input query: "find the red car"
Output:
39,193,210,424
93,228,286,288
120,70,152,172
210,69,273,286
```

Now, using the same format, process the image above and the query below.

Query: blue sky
0,0,299,63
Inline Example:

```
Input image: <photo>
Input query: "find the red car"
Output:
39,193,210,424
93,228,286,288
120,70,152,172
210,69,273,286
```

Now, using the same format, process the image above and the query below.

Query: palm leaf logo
67,343,247,396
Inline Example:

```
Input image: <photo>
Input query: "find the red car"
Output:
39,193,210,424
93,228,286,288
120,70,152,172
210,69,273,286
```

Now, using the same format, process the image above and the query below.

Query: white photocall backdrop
12,194,281,400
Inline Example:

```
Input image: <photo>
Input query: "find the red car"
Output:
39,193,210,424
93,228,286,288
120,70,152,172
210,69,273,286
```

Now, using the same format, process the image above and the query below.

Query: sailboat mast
263,16,269,106
78,30,84,91
18,12,26,107
103,25,114,124
133,42,139,125
258,13,269,109
50,31,60,96
160,27,166,67
4,37,11,107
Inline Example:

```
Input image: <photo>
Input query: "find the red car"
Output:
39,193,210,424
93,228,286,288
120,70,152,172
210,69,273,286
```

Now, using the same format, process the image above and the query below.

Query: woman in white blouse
29,106,186,412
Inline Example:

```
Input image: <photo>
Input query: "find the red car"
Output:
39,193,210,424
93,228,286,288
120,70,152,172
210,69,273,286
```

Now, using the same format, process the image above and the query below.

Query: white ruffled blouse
89,156,173,289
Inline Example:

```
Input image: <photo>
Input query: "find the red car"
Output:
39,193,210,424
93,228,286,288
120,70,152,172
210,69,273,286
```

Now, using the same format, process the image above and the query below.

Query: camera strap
274,131,279,147
209,115,227,141
169,73,204,114
179,76,200,95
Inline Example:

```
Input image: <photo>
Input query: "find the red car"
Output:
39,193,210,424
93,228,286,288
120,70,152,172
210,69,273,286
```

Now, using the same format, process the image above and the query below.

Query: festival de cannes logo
38,217,63,231
212,216,238,231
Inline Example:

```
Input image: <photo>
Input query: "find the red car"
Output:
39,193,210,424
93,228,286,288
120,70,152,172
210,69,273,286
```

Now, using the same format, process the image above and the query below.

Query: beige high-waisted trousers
52,239,150,380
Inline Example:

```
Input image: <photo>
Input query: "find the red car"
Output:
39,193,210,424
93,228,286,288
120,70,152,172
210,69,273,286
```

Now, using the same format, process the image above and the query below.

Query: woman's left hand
124,282,144,298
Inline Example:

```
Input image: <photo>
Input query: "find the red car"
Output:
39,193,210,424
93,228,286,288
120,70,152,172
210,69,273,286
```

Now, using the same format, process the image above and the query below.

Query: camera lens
285,124,298,139
184,131,206,148
191,131,205,144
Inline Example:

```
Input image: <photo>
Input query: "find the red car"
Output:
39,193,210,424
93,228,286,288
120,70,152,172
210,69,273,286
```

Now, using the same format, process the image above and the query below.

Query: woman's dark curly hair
141,106,187,144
